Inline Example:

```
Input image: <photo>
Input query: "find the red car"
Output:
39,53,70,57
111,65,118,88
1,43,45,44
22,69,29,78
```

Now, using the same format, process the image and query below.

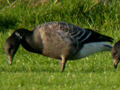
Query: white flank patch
70,42,112,60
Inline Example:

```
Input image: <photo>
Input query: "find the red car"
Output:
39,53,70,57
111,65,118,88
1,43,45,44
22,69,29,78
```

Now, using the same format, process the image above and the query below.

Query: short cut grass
0,0,120,89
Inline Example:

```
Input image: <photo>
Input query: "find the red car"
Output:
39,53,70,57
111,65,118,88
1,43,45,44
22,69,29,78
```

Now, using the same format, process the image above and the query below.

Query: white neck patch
15,32,22,39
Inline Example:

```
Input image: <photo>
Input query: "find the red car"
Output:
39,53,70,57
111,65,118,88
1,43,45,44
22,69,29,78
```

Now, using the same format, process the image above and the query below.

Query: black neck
20,30,43,54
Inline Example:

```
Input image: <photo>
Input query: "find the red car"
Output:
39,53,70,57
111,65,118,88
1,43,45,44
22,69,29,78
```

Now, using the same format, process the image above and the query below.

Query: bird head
112,41,120,69
5,29,26,65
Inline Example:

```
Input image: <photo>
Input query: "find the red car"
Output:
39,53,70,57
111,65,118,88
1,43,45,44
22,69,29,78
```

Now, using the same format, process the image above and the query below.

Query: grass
0,0,120,89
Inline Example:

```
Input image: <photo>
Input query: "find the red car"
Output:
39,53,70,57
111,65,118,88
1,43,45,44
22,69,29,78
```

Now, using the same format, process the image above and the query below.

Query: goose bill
8,55,13,65
113,59,119,69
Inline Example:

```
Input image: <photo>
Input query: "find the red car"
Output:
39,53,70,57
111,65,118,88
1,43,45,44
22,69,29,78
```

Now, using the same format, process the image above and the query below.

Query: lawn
0,0,120,90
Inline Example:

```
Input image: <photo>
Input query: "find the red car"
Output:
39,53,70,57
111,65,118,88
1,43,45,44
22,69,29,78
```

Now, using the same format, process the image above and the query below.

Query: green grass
0,0,120,89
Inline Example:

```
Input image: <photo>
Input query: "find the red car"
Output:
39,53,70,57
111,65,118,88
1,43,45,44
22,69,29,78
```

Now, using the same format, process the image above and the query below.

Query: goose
111,40,120,69
5,21,113,72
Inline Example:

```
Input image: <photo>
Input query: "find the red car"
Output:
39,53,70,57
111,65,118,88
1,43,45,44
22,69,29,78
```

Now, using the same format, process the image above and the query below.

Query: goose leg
60,56,67,72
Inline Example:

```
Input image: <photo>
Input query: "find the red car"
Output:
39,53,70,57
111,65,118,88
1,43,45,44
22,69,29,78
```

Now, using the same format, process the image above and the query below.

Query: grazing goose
111,40,120,69
5,22,113,72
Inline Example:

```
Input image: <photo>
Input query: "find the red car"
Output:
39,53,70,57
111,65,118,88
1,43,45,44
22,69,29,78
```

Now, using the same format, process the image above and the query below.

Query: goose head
5,28,28,65
111,41,120,69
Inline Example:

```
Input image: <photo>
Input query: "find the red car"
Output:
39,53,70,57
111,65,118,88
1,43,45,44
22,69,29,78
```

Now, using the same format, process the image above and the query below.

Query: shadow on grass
0,68,61,73
0,65,61,73
0,64,114,73
67,67,115,73
0,15,18,32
